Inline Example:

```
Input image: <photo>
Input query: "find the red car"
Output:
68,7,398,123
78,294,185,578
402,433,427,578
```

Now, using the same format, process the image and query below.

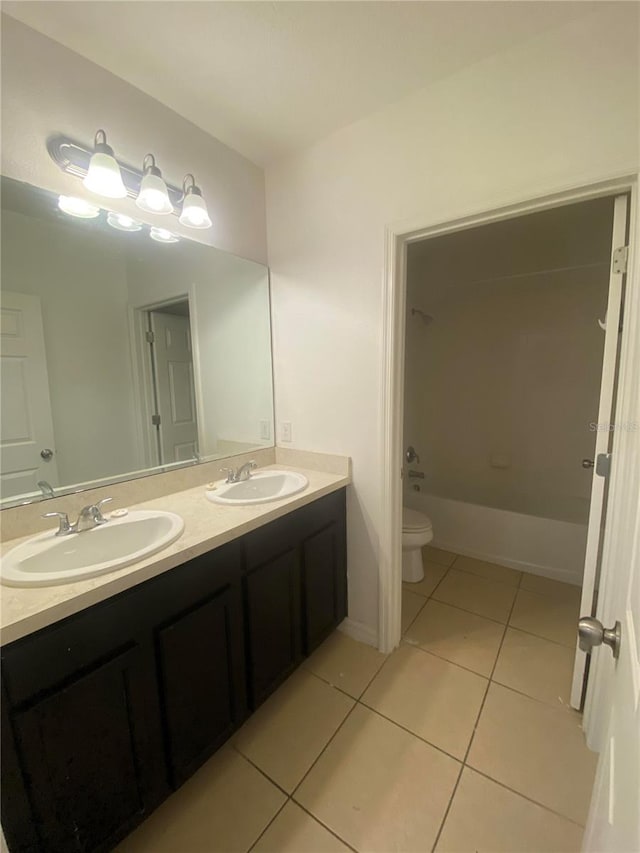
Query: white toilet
402,507,434,583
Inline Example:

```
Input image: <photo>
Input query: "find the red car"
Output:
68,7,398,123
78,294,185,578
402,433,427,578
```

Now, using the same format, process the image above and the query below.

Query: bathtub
406,491,588,586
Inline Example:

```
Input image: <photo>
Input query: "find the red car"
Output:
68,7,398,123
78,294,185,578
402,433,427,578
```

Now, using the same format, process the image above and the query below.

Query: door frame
128,293,199,470
379,171,639,728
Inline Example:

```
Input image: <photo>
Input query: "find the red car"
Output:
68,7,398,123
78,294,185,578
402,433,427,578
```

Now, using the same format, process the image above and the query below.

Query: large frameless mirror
0,175,274,508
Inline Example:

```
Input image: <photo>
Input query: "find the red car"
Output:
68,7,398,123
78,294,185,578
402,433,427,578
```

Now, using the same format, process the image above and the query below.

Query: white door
581,218,639,852
570,195,629,709
150,311,198,464
0,292,58,499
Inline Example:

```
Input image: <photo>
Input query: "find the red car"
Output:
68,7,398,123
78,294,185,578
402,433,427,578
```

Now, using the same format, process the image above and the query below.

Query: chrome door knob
578,616,621,659
40,448,54,461
405,445,420,464
582,458,594,468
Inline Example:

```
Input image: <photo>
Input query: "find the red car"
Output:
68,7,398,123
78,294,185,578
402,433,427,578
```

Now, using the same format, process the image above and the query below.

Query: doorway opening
132,297,199,469
379,178,635,721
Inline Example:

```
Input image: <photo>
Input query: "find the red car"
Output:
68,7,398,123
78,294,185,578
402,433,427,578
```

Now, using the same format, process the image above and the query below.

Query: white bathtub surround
408,492,586,586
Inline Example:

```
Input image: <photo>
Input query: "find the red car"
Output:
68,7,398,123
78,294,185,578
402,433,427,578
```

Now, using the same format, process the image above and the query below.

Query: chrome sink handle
220,467,237,484
92,498,113,524
76,497,113,531
41,512,73,537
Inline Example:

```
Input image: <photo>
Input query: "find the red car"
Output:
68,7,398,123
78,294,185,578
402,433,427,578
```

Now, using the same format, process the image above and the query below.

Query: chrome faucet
75,498,113,532
220,460,257,484
37,480,55,498
42,498,113,536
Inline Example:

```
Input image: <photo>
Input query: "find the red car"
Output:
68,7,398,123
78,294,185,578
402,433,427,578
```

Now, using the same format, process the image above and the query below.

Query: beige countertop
0,464,350,646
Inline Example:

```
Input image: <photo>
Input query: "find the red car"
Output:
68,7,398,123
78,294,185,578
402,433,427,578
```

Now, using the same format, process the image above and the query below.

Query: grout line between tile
290,702,361,798
246,797,289,853
231,743,291,798
423,548,457,569
448,556,523,589
490,674,576,712
292,801,360,852
357,700,466,765
429,762,465,853
304,666,363,702
400,591,428,635
429,593,511,626
504,619,578,650
465,765,587,829
401,636,494,680
431,569,520,852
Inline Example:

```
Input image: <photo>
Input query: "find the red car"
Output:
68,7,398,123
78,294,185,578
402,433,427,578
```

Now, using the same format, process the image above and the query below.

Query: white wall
266,7,640,641
0,15,267,265
1,209,139,486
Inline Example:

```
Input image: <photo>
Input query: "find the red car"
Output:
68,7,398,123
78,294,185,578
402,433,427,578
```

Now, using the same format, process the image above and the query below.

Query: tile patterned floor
117,548,595,853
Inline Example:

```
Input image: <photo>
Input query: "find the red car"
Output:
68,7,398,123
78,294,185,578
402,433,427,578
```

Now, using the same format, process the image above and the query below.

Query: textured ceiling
3,1,598,165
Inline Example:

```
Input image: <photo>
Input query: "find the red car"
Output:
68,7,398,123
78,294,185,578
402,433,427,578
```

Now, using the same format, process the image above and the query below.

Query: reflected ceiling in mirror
0,176,274,509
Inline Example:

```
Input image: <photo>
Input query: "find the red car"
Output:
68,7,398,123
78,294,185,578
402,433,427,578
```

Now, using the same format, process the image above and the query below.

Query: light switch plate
260,420,271,440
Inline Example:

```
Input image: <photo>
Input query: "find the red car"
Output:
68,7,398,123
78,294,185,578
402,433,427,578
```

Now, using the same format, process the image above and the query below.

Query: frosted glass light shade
179,191,212,229
58,196,100,218
150,227,179,244
136,171,173,215
107,212,143,232
83,151,127,199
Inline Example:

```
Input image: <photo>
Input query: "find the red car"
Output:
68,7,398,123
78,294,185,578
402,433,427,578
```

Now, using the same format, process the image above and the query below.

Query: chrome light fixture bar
48,134,183,209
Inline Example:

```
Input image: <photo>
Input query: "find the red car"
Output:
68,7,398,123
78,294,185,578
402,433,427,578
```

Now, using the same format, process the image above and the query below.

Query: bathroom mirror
0,175,274,508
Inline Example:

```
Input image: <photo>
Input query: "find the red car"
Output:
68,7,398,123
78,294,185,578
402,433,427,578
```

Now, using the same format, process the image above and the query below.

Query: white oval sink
206,470,308,505
1,510,184,587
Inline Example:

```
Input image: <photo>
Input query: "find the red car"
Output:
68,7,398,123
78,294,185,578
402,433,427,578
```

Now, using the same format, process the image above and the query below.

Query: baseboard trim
432,539,583,587
338,617,379,648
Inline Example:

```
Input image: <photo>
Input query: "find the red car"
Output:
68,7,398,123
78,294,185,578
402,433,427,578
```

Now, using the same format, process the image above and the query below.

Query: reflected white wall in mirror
0,176,274,507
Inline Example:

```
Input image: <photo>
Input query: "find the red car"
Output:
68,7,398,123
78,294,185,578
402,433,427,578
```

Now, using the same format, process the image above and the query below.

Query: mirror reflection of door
0,292,59,498
147,300,199,465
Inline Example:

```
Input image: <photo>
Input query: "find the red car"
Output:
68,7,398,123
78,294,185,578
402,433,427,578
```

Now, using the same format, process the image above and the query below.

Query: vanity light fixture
83,130,127,199
57,195,101,219
107,212,143,232
49,133,212,229
136,154,174,215
179,174,212,229
149,227,179,244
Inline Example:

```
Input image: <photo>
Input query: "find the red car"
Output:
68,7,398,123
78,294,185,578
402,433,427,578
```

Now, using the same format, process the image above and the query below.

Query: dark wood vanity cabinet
1,488,347,853
243,489,347,709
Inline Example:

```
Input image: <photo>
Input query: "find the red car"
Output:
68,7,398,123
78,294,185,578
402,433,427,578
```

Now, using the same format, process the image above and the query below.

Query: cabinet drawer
2,590,143,708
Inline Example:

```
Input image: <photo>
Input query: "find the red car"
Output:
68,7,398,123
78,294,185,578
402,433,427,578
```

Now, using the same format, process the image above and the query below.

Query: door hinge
596,453,611,478
151,414,161,427
612,246,628,275
145,330,155,344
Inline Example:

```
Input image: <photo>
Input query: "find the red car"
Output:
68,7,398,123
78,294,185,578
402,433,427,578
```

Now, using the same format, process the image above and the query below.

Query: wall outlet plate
281,422,292,442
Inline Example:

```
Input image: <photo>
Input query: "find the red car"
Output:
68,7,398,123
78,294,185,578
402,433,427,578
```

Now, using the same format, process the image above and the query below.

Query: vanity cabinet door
155,582,245,788
243,547,302,709
301,517,347,654
7,643,163,853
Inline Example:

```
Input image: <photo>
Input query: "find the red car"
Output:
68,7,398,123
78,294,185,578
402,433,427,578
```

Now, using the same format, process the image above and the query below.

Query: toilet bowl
402,507,434,583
